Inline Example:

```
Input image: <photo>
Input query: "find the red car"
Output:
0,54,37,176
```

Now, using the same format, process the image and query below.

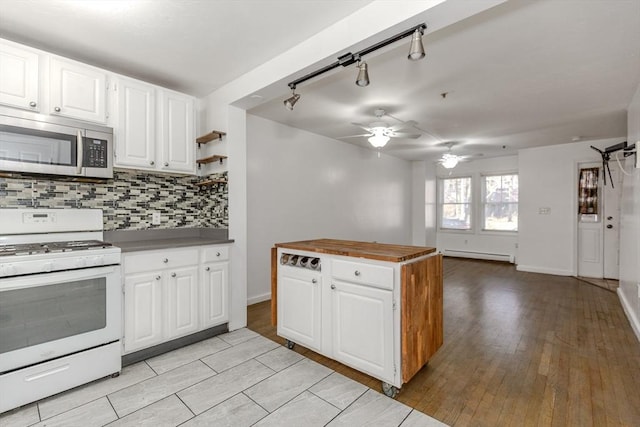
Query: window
440,177,472,230
482,174,518,231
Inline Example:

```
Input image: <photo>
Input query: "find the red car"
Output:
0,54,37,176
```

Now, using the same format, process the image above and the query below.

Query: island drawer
331,259,394,290
202,246,230,262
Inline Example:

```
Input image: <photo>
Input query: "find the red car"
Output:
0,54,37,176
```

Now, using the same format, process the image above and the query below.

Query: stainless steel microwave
0,109,113,179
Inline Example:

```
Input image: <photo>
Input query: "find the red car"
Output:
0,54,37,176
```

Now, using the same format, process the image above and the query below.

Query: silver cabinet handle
354,270,361,276
216,252,221,257
163,258,168,263
205,267,210,271
29,101,37,107
150,160,155,166
171,272,176,277
76,130,83,174
54,106,61,112
155,275,161,280
164,162,169,167
331,284,336,290
311,278,317,284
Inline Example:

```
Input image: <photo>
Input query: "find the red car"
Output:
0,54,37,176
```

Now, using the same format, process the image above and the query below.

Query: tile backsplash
0,169,228,230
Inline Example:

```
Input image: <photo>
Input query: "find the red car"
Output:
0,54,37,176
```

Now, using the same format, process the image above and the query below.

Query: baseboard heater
442,249,514,263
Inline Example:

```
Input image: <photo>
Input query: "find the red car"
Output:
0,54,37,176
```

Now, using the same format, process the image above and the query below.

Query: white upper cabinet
113,77,156,169
159,90,195,174
0,40,40,112
49,57,107,123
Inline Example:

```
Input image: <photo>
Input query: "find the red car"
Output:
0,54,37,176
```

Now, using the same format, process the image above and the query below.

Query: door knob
171,272,177,277
607,216,613,220
331,284,336,290
606,224,613,229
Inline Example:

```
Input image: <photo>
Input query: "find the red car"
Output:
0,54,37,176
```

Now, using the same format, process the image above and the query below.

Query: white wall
618,83,640,341
436,155,519,261
518,137,626,276
246,115,413,303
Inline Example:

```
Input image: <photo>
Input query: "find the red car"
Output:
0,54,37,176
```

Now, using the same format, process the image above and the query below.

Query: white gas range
0,209,122,413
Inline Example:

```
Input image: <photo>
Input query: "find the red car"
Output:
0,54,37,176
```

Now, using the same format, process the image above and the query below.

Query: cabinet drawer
331,259,394,290
124,248,198,274
202,246,230,262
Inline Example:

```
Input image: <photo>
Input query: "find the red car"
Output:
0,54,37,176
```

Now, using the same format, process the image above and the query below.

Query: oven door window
0,124,78,166
0,278,106,354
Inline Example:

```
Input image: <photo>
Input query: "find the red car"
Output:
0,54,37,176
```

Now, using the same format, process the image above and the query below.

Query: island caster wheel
286,340,296,350
382,382,399,398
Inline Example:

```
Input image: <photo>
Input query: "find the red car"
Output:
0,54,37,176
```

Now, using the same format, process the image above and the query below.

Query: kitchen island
271,239,443,397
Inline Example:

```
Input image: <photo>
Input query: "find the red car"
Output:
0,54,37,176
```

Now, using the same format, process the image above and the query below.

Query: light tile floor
0,329,447,427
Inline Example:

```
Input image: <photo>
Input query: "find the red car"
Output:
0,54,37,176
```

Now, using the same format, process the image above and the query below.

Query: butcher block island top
274,238,436,263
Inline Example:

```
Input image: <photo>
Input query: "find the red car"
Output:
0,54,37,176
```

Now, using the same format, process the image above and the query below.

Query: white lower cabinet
122,244,229,354
277,265,322,352
331,279,394,383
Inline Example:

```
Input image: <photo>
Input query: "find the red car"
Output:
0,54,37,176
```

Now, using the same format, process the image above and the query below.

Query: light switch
538,207,551,215
151,212,161,225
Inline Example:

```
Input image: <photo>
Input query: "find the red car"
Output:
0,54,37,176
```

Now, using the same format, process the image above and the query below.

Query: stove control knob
1,264,16,276
93,255,104,266
42,262,54,272
76,258,87,268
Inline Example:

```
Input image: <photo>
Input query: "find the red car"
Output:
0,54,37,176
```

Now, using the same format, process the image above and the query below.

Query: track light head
355,61,370,87
283,88,300,110
407,28,425,61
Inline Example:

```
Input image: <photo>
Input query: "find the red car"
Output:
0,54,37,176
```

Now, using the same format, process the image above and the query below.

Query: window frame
438,175,473,232
480,172,519,233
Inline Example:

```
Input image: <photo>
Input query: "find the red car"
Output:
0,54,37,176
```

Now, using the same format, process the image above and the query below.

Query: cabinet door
113,77,156,169
331,280,394,383
124,272,163,353
277,267,322,351
159,90,194,174
201,261,229,328
0,41,39,111
50,57,107,123
166,265,199,339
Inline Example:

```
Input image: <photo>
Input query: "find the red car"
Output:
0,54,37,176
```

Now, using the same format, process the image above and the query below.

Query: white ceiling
1,0,639,162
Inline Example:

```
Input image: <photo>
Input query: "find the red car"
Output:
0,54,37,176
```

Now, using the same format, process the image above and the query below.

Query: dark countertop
105,228,233,253
274,239,436,262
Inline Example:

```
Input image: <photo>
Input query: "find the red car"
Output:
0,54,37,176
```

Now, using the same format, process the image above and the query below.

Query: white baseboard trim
515,265,574,276
247,292,272,306
618,287,640,343
442,249,514,263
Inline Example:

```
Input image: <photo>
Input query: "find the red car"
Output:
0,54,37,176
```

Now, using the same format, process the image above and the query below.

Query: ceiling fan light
441,154,459,169
407,28,425,61
283,89,300,110
368,134,390,148
355,61,370,87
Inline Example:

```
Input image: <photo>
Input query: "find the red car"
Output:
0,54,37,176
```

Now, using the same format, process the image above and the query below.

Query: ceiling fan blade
388,120,417,132
337,133,372,139
390,132,422,139
350,122,372,132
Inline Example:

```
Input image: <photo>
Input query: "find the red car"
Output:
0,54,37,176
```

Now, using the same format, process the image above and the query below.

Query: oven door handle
0,265,120,291
76,130,84,175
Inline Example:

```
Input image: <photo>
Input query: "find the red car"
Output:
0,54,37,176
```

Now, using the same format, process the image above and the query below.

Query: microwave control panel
83,138,108,168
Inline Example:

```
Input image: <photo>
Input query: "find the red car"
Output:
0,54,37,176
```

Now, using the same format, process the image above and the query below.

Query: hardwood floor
247,257,640,426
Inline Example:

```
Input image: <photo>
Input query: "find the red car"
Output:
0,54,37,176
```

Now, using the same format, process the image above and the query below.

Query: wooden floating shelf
196,179,227,187
196,155,227,166
196,130,226,145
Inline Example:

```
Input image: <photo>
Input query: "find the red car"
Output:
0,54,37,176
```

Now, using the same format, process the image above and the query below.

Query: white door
201,261,229,328
577,162,622,279
331,280,394,384
114,77,156,169
124,272,163,353
603,166,622,279
277,267,322,351
0,41,39,111
166,266,199,339
50,57,107,123
158,89,194,174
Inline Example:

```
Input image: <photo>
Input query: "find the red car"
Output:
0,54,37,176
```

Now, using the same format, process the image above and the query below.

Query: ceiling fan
338,108,422,148
438,142,482,168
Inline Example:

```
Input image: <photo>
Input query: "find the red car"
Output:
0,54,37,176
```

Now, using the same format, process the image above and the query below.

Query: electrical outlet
151,212,161,225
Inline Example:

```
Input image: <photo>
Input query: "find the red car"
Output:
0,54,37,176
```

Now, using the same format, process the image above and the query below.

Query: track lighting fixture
355,60,369,87
284,23,426,109
407,28,425,60
283,87,300,110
